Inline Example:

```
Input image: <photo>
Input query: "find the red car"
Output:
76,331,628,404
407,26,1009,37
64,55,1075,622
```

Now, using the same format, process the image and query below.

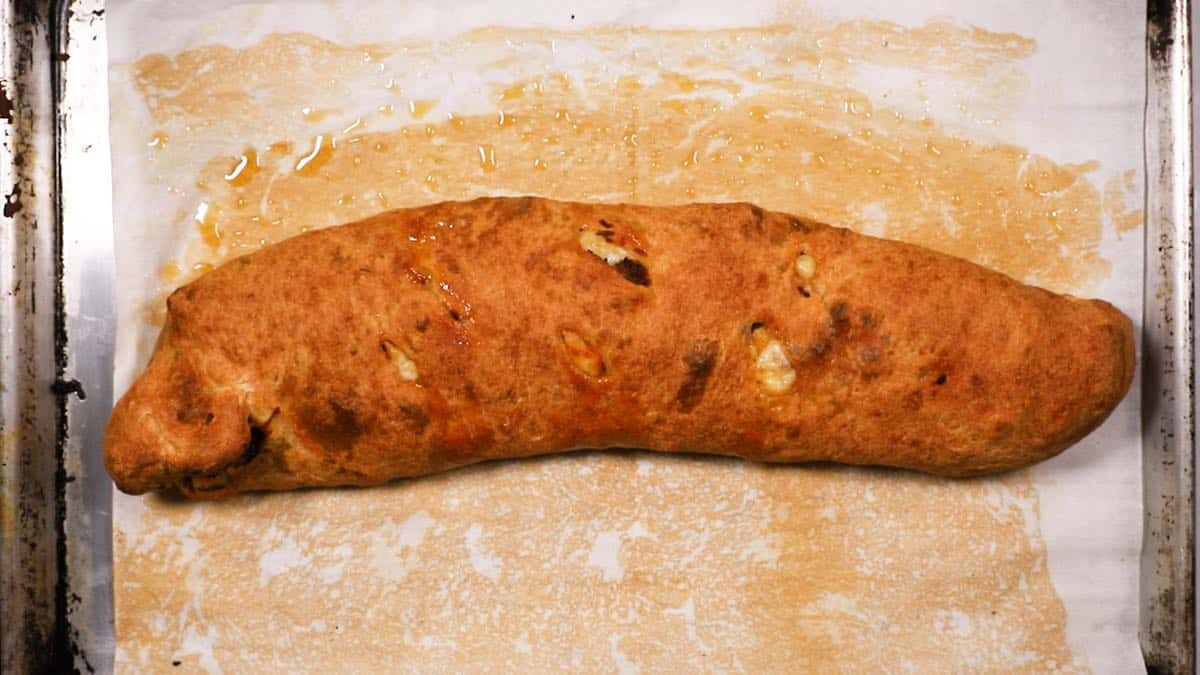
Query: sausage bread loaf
104,198,1134,498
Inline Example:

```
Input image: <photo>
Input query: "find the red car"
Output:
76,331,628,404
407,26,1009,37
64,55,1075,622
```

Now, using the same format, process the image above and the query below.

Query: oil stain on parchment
111,17,1133,673
116,456,1075,673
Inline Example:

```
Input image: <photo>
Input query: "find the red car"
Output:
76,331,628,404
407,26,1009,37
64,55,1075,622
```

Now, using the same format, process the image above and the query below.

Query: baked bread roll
105,198,1134,497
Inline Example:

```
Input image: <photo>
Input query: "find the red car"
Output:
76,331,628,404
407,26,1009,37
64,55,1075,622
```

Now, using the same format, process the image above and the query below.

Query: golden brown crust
104,197,1135,498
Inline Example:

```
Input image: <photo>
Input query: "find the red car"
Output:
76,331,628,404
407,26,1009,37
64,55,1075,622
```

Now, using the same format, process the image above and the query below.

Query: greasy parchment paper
106,0,1145,672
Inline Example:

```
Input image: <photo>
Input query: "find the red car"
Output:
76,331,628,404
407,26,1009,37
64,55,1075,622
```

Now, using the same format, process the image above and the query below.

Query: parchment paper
107,1,1146,672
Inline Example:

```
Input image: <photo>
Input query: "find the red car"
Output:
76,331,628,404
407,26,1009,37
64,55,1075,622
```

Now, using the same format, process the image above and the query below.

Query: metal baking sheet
0,0,61,672
0,0,1192,672
1141,2,1195,672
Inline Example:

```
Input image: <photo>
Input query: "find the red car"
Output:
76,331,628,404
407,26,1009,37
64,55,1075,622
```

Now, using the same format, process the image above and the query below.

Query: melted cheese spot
579,229,633,266
794,253,817,279
382,340,419,381
561,329,605,378
755,339,796,393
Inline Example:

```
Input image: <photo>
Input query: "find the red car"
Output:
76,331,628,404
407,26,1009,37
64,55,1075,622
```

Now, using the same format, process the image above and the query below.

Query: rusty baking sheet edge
1,0,68,673
1142,1,1196,673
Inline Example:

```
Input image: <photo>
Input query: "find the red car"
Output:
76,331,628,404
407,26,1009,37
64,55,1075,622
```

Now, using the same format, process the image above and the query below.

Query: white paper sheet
107,1,1145,672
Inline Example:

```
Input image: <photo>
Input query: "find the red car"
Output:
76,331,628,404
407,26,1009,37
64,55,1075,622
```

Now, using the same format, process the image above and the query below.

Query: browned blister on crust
103,197,1135,498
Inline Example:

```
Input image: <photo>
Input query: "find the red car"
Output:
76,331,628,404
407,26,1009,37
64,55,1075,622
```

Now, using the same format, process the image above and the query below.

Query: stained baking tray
0,0,1193,673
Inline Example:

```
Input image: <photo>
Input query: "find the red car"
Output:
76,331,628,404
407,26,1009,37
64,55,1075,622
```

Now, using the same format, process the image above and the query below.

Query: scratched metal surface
0,0,1192,673
0,1,65,673
56,0,116,672
0,0,113,672
1141,2,1196,674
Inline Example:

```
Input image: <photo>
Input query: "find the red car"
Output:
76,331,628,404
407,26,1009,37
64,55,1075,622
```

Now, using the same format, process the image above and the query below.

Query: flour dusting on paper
114,455,1082,672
